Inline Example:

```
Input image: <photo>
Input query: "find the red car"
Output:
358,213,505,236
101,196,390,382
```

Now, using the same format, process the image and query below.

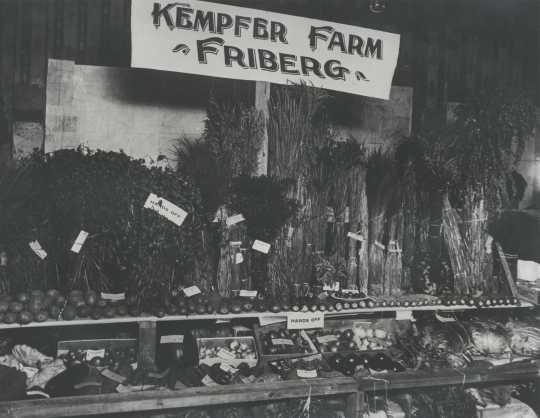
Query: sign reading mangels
132,0,400,99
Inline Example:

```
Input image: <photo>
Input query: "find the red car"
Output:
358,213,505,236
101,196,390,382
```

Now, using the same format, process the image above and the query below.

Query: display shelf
0,302,532,330
356,360,540,391
0,377,361,418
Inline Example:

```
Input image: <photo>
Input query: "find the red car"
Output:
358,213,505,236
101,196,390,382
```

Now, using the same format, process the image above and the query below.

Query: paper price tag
101,292,125,301
201,375,219,386
317,335,338,344
101,368,127,383
271,338,294,346
183,286,201,297
287,312,324,330
144,193,188,226
220,363,238,374
240,375,257,384
395,310,414,321
435,313,456,323
85,349,105,361
226,214,245,227
29,241,47,259
239,290,257,298
297,369,318,378
217,348,236,361
160,335,184,344
252,240,271,254
347,232,364,242
71,230,89,253
235,253,244,264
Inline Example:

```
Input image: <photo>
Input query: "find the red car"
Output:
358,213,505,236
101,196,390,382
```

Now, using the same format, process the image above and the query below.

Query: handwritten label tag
101,292,125,301
220,363,238,374
85,349,105,361
183,286,201,297
226,214,245,227
395,310,413,321
29,241,47,259
435,313,456,323
271,338,294,346
71,230,89,253
239,290,257,298
160,335,184,344
297,369,318,378
347,232,364,242
240,375,257,384
252,240,271,254
235,253,244,264
317,335,338,344
217,348,236,361
201,375,219,386
287,312,324,330
144,193,188,226
101,368,127,383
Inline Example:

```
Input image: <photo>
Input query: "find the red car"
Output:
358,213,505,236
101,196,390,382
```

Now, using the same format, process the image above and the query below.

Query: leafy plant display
228,176,298,244
0,148,204,298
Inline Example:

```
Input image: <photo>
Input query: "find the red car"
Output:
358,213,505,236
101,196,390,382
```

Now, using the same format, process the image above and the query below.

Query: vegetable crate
253,321,318,362
196,336,258,368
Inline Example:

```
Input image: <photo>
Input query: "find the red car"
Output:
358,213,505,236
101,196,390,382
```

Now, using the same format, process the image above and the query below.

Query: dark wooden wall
0,0,538,169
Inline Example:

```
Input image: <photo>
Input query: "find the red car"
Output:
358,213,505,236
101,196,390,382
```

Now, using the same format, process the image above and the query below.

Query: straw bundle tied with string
442,194,473,294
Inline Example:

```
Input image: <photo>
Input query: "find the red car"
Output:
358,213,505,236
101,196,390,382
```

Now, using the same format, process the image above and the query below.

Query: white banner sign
131,0,400,99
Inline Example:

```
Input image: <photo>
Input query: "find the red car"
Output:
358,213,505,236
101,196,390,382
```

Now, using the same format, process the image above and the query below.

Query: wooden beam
255,81,270,176
0,378,358,418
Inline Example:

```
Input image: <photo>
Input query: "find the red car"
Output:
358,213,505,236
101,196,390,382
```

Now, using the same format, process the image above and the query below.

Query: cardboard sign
271,338,294,346
252,240,271,254
226,214,245,227
183,286,201,297
101,292,125,301
144,193,188,226
287,312,324,329
71,230,89,253
239,290,257,298
29,241,47,259
131,0,400,99
101,368,127,384
347,232,364,242
160,335,184,344
297,369,318,378
85,349,105,361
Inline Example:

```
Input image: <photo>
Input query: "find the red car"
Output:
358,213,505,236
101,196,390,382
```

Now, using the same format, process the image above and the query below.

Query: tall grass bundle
442,194,473,294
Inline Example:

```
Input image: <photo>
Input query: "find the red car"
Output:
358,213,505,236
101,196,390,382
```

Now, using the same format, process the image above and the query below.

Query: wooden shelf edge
0,302,532,330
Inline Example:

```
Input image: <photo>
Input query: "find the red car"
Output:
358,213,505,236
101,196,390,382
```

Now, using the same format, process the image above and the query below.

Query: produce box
57,338,137,368
254,322,318,360
307,318,396,354
197,336,258,367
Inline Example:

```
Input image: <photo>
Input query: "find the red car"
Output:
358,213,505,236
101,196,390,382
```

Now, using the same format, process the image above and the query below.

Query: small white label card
317,335,338,344
101,368,127,384
271,338,294,346
239,290,257,298
183,286,201,297
252,240,271,254
297,369,318,378
201,375,219,386
395,310,414,321
235,253,244,264
29,240,47,259
287,312,324,330
347,232,364,242
160,335,184,344
217,348,236,361
71,230,89,253
226,214,245,227
220,363,238,374
101,292,125,301
144,193,188,226
85,349,105,361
